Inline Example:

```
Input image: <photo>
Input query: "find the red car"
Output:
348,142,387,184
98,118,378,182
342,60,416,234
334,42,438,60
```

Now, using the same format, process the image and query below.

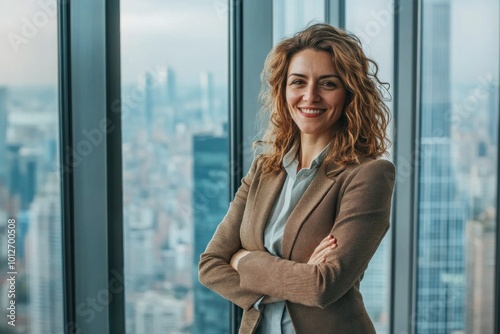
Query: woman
198,23,395,333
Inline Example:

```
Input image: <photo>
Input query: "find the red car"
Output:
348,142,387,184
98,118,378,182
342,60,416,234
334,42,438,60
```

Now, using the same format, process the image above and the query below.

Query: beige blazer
199,155,396,333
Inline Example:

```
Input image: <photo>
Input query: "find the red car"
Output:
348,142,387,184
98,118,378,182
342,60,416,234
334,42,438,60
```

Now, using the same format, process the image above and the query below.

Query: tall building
124,205,156,292
6,144,39,211
487,82,499,144
147,66,177,134
144,71,156,133
6,144,21,199
416,1,466,332
466,213,495,334
200,71,215,125
0,87,7,182
192,135,229,334
361,237,390,332
26,173,63,334
160,67,177,134
163,67,177,109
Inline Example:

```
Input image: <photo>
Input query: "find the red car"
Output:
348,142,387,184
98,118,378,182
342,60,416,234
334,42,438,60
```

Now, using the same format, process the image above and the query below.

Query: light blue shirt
254,142,331,334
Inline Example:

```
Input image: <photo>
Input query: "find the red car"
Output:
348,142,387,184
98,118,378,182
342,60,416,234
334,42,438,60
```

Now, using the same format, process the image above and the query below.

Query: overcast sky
0,0,497,87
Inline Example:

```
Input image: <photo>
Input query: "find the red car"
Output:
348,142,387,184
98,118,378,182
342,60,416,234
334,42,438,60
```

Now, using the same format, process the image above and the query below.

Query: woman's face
285,49,347,143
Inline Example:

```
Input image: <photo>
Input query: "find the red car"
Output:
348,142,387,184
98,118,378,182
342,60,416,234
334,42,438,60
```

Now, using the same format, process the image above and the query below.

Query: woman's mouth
299,108,326,118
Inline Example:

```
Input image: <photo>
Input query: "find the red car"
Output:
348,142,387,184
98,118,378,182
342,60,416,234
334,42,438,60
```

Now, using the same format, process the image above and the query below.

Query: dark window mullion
60,1,124,333
58,0,76,332
229,0,244,330
391,0,421,333
105,0,125,333
325,0,346,29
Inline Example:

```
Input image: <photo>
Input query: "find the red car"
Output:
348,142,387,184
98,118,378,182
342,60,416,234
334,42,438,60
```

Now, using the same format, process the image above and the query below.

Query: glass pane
416,0,498,333
345,2,394,333
273,0,325,43
120,1,229,333
0,2,62,334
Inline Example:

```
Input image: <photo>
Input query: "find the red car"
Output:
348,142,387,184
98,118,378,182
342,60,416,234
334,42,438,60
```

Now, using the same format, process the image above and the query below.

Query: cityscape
0,0,498,333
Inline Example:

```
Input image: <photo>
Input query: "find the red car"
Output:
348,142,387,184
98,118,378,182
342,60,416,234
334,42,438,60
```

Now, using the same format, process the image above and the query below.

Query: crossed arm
198,158,395,310
230,235,338,306
230,234,337,270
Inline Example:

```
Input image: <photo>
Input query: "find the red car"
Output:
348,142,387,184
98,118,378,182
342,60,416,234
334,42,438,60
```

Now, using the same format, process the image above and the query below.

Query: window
273,0,325,43
120,1,229,333
344,2,395,332
0,1,62,334
416,0,498,332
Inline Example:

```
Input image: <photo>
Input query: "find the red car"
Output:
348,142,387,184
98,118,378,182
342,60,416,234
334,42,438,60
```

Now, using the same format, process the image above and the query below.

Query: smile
299,108,326,118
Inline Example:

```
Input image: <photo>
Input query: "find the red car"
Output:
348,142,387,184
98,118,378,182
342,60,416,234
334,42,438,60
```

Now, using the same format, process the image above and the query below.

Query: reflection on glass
120,1,229,333
345,1,394,332
416,0,498,333
273,0,325,43
0,1,61,333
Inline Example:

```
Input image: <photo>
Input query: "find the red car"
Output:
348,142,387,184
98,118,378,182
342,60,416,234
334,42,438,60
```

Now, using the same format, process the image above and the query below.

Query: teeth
300,108,325,114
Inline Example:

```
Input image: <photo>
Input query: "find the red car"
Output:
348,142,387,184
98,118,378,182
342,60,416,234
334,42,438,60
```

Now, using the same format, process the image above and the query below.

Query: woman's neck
297,136,331,171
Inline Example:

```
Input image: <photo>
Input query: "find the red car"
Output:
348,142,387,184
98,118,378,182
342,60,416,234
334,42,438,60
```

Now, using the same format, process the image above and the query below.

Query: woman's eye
291,80,304,85
321,81,336,87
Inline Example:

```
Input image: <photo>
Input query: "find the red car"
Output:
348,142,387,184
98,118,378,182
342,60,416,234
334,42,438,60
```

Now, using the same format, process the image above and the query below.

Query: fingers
310,235,335,257
307,235,337,265
313,241,337,264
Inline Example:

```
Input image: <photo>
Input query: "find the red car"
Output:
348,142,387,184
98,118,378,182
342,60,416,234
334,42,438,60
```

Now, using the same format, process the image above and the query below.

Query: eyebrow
288,73,341,80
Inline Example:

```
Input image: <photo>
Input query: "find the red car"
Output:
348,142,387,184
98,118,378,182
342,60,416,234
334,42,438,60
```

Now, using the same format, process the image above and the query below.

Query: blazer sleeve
198,157,264,310
236,159,396,309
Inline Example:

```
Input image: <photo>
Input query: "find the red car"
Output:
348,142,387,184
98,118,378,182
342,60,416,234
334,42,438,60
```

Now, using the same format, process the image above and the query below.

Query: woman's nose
303,84,320,102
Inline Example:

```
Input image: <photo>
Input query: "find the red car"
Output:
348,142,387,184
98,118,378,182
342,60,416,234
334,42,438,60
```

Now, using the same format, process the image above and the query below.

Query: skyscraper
6,143,39,211
144,71,156,133
487,82,499,144
0,87,7,182
466,213,495,334
27,172,63,334
361,237,390,332
164,67,177,109
142,67,178,134
124,205,156,292
416,1,466,332
192,134,229,334
200,71,215,124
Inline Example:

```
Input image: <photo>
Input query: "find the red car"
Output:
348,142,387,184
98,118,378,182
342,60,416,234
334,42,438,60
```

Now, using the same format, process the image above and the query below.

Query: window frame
390,1,421,333
58,0,124,333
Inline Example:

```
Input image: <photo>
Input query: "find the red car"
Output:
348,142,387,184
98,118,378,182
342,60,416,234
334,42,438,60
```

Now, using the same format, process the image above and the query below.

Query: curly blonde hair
255,23,391,174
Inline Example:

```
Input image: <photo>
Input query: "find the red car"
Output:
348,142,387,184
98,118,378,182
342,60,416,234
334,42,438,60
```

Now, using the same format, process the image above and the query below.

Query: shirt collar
283,142,332,178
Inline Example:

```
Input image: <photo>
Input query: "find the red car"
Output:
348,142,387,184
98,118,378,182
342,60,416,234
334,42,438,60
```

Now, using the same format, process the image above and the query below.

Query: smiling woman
285,49,347,160
199,23,395,334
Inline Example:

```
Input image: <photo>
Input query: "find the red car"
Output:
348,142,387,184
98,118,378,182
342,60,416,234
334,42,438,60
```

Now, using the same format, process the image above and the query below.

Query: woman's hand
230,249,251,271
307,235,337,265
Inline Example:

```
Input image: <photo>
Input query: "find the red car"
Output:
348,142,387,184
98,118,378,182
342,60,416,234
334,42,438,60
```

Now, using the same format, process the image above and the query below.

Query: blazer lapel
249,168,287,250
281,160,344,259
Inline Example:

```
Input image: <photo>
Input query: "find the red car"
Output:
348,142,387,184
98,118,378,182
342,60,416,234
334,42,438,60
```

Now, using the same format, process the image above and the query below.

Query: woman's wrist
230,249,251,271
